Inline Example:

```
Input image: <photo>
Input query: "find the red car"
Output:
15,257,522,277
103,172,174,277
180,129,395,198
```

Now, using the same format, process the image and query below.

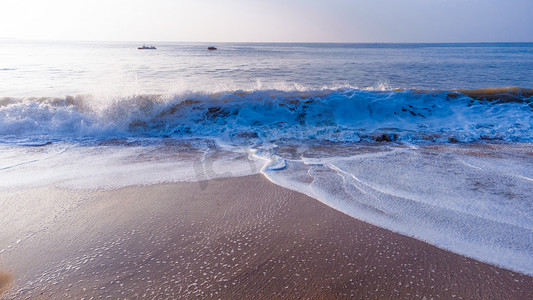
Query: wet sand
1,174,532,299
0,273,10,298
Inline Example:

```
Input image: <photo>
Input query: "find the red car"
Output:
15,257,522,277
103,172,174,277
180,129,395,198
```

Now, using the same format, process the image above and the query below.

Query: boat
138,45,156,50
207,46,217,50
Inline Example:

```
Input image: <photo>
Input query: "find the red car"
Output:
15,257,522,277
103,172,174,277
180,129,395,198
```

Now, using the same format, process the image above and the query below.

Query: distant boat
207,46,217,50
138,45,156,50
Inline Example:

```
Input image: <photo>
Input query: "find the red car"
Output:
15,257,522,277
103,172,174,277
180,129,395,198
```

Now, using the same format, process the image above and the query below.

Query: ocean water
2,40,533,97
0,41,532,275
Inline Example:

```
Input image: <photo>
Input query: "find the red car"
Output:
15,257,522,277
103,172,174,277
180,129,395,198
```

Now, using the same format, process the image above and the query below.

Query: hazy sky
1,0,532,42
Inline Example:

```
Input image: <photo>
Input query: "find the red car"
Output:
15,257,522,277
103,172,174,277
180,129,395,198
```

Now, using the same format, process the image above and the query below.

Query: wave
0,87,531,144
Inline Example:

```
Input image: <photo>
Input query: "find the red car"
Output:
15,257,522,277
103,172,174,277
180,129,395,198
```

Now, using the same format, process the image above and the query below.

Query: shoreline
1,174,532,298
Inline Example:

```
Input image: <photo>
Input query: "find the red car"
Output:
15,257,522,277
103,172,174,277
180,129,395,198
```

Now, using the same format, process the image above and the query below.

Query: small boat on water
207,46,217,50
138,45,156,50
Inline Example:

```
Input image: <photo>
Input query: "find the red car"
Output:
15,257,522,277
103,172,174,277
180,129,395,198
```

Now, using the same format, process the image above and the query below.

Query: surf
0,87,531,144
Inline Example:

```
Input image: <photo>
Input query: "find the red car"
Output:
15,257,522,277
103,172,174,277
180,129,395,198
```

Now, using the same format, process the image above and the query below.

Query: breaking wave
0,87,531,144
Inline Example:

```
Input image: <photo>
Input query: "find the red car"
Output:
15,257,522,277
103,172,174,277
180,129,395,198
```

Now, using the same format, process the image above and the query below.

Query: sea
1,40,532,275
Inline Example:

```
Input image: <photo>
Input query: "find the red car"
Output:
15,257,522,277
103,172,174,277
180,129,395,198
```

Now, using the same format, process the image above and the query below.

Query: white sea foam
258,144,533,276
0,88,531,144
0,141,261,190
1,137,532,276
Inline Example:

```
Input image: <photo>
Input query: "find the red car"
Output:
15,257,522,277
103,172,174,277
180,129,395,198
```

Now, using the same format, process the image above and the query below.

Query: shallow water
261,143,533,275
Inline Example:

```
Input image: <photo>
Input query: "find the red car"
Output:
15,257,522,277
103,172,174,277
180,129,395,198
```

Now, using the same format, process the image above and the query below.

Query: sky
1,0,532,43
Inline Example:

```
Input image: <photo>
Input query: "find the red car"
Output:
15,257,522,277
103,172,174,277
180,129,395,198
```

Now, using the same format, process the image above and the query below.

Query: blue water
0,40,532,276
1,89,531,144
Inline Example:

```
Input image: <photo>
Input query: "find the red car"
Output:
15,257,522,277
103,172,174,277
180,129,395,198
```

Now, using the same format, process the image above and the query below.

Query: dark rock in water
374,133,398,142
448,137,459,143
207,47,217,50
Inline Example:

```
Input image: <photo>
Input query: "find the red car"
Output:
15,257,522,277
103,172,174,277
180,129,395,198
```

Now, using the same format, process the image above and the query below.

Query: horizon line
3,37,533,44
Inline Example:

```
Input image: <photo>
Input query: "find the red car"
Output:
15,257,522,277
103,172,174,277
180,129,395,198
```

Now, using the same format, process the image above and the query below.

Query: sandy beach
0,174,531,299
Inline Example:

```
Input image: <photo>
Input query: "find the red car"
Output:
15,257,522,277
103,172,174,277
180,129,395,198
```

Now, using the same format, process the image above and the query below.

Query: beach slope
0,175,532,299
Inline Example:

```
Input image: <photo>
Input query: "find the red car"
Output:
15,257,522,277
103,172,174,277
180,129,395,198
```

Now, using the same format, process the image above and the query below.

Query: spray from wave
0,87,531,144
